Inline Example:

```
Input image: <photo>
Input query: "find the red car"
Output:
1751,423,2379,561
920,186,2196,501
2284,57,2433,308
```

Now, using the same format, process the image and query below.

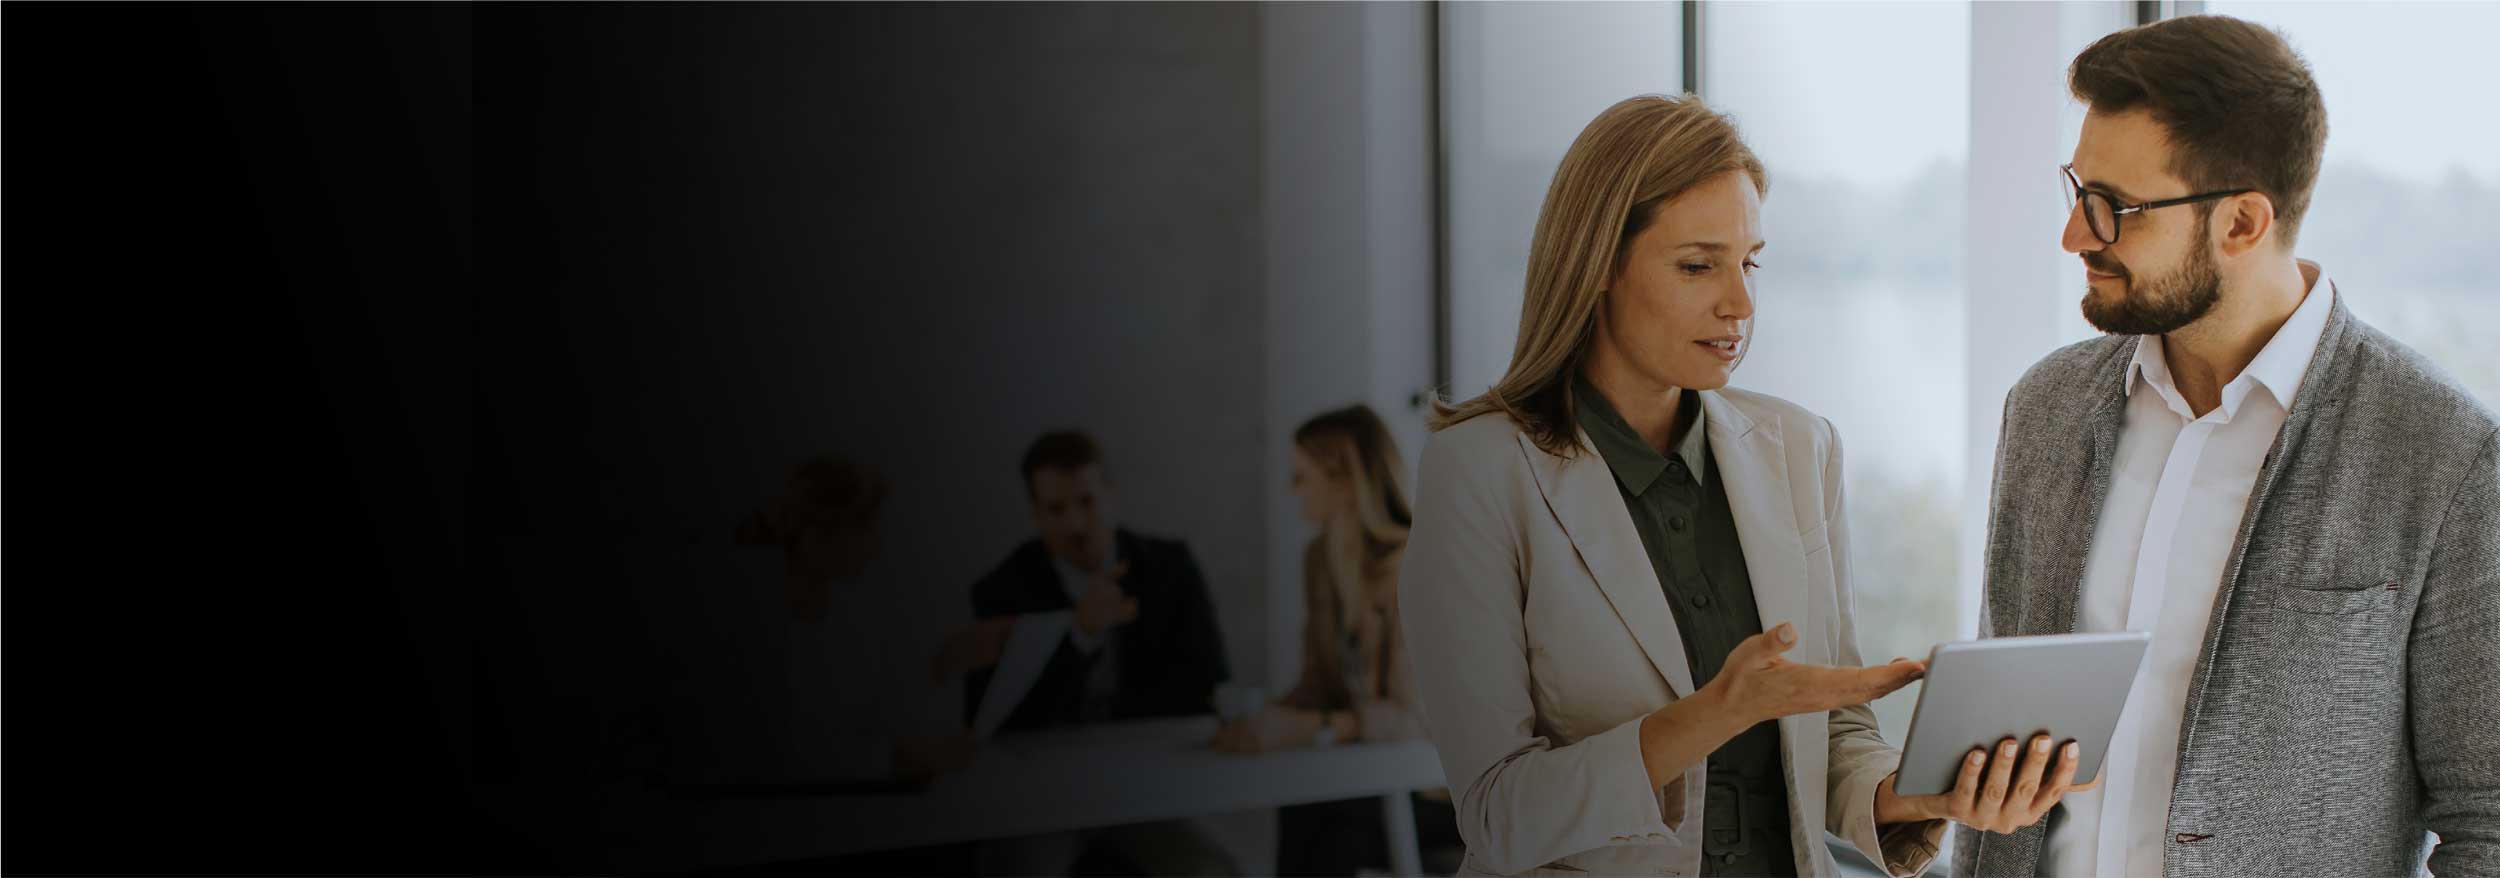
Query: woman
1212,404,1457,876
1399,95,2089,878
1213,404,1421,752
708,455,974,783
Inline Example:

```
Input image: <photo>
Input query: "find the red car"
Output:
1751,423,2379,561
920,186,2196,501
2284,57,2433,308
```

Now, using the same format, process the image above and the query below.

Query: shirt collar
2125,260,2336,420
2242,260,2335,410
1049,539,1120,605
1574,373,1708,497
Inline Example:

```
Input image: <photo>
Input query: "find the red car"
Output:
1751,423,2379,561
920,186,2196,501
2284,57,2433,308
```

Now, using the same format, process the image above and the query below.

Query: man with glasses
1960,15,2499,878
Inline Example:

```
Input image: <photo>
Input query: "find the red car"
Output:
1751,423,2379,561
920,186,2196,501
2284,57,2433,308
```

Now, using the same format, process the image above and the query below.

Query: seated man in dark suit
946,429,1232,733
933,430,1239,876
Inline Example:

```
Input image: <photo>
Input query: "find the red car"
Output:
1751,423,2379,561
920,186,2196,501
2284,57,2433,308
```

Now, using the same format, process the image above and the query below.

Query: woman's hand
1209,705,1324,752
1637,622,1924,798
1874,734,2099,832
1701,623,1926,727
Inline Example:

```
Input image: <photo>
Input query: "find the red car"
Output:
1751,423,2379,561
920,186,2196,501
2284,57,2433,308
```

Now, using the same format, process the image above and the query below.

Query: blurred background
4,2,2488,875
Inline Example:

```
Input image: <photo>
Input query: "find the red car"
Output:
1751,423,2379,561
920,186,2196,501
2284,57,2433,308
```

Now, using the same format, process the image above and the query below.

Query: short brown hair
1020,429,1105,497
2069,15,2327,245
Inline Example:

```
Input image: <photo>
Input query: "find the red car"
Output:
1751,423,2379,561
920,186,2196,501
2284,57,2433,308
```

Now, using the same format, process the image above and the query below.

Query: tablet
1893,631,2152,797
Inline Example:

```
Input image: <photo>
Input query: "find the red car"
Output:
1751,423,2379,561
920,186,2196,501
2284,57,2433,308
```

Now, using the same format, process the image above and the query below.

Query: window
1431,1,2496,757
1701,1,1973,738
1441,2,1682,399
2202,2,2499,407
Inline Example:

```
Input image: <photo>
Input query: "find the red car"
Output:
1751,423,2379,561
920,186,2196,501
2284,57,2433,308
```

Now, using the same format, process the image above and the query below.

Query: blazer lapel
2039,346,2134,636
1700,393,1811,663
1516,431,1698,697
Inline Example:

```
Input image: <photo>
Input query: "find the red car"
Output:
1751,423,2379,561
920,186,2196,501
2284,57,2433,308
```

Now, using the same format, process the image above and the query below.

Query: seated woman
1212,404,1456,875
1216,404,1420,752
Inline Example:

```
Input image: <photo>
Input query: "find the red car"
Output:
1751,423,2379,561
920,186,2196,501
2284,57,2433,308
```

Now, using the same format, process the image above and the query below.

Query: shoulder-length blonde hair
1295,404,1412,585
1431,94,1765,456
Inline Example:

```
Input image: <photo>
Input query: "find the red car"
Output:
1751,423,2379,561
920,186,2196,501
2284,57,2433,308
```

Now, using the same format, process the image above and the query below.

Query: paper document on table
972,609,1072,739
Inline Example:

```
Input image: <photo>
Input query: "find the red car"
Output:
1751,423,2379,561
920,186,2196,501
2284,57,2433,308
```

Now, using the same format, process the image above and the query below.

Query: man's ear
2215,191,2277,258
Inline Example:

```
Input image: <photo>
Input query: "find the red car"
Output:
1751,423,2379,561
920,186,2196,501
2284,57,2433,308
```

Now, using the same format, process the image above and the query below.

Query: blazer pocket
2270,581,2400,754
2275,582,2393,616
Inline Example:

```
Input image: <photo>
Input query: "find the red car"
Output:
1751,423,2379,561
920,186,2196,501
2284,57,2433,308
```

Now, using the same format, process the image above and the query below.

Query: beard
2080,224,2222,336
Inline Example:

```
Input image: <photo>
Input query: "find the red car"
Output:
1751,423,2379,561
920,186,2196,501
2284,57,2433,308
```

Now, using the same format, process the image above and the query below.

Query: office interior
2,2,2490,876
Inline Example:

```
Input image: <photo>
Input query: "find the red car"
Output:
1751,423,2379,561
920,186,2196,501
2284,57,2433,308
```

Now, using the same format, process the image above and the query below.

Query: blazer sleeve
1399,428,1684,875
962,560,1015,726
2417,428,2500,876
1137,541,1230,716
1817,418,1947,878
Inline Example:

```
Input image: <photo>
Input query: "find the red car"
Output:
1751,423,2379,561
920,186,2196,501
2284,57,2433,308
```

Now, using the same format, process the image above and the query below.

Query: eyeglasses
2060,163,2252,245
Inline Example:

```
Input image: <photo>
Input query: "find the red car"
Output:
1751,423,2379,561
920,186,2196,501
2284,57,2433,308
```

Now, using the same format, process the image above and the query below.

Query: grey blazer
1956,292,2500,877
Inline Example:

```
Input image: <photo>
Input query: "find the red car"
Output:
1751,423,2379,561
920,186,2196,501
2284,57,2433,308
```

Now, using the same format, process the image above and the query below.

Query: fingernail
2034,738,2051,753
1969,751,1985,766
2001,741,2017,755
2065,742,2079,758
1777,623,1796,644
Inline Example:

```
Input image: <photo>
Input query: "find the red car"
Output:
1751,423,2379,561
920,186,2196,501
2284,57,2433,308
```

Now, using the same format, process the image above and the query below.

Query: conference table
545,714,1450,874
494,713,1902,876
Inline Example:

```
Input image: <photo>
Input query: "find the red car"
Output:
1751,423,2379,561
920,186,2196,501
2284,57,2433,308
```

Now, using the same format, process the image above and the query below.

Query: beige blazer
1398,387,1941,878
1279,538,1423,743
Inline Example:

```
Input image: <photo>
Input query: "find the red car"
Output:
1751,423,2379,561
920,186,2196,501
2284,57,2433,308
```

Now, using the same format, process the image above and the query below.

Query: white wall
1260,0,1439,696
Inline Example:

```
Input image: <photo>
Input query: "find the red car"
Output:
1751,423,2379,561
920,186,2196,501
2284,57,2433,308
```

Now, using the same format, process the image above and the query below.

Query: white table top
506,714,1449,872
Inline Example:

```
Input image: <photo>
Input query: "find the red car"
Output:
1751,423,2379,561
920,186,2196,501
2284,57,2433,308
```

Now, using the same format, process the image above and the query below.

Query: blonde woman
1400,95,2087,878
1210,404,1442,875
1213,404,1421,754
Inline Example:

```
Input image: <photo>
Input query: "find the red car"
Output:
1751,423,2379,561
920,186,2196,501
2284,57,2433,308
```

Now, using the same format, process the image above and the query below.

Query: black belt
1701,777,1791,861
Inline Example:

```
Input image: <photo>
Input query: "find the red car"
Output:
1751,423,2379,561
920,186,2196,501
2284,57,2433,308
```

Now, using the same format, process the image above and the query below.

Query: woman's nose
1721,272,1756,321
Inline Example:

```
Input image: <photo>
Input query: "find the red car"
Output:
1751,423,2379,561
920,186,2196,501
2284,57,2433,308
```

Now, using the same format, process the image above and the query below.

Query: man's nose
2061,202,2104,255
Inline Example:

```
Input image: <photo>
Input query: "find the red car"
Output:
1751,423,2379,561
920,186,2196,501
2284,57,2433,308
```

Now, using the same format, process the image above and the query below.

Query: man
944,429,1231,733
1962,15,2499,878
932,430,1238,877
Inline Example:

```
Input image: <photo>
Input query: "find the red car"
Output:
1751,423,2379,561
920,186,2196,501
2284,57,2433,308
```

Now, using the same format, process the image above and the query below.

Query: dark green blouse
1574,375,1795,877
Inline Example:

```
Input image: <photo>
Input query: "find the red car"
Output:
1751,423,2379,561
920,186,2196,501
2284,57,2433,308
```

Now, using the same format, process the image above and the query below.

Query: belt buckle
1702,778,1749,860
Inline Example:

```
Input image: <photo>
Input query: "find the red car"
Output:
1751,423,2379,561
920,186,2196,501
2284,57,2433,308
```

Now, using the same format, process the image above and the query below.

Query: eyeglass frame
2060,163,2255,245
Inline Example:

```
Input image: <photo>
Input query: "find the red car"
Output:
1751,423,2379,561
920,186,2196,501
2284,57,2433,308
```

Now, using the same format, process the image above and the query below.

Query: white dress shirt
2046,262,2335,878
1051,551,1122,705
1052,554,1107,653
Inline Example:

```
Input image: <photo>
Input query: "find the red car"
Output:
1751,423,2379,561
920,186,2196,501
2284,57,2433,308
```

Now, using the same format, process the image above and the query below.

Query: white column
1959,1,2133,637
1260,2,1436,693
